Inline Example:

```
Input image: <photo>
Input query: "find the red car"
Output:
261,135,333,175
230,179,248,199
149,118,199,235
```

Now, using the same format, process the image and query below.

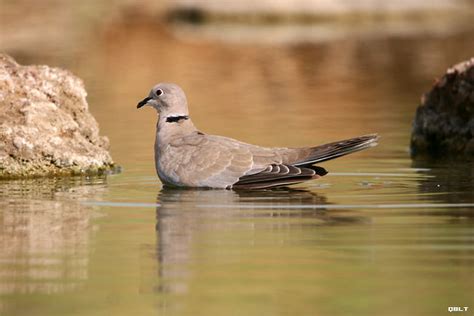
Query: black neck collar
165,115,189,123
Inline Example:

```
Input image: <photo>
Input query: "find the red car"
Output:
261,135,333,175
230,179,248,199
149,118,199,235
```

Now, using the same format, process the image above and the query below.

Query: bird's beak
137,97,152,109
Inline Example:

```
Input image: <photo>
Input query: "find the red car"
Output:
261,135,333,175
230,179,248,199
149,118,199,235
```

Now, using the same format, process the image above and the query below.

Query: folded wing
233,164,327,190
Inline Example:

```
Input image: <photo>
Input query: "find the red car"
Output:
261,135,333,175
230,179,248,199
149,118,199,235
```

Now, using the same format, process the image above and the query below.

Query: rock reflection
0,177,107,295
155,187,365,294
412,159,474,219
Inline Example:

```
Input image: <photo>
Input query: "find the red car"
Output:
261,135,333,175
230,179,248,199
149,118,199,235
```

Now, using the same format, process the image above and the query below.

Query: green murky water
1,6,474,316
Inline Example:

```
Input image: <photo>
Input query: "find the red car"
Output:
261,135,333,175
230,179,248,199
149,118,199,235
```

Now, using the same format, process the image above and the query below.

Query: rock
411,58,474,158
0,54,115,178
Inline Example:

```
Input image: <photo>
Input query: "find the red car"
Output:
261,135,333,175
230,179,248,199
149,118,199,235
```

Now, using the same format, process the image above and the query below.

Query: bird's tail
291,134,379,167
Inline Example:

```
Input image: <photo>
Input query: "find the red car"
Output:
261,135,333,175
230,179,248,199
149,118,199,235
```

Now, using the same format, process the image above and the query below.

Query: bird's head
137,83,189,117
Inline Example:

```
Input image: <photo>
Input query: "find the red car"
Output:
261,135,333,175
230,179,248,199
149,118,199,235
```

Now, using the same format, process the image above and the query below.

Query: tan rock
0,54,115,178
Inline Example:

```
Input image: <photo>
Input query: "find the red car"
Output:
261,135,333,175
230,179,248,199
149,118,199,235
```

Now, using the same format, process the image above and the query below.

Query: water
1,7,474,316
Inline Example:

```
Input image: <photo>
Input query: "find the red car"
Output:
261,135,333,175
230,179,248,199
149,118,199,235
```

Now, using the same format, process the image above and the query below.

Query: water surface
1,8,474,316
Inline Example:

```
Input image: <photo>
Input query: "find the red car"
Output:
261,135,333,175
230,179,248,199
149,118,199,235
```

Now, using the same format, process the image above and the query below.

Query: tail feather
292,134,379,167
233,134,379,190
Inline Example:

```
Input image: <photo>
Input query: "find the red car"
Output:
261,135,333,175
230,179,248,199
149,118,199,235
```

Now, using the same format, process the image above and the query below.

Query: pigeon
137,83,378,189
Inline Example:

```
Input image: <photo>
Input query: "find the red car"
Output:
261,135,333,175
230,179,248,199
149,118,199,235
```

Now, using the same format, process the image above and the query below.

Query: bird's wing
166,134,314,188
233,164,326,190
165,134,256,188
165,134,377,189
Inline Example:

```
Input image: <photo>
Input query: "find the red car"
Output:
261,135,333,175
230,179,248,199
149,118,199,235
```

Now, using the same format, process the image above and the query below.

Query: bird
137,83,379,190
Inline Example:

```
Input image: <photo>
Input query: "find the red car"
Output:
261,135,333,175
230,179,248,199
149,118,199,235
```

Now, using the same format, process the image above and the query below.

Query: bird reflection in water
154,187,367,295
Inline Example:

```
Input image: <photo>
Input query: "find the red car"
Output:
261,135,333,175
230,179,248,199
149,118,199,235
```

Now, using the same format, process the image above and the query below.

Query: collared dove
137,83,378,189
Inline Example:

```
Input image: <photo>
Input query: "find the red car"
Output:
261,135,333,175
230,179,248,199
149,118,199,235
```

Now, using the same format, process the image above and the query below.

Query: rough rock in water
0,54,114,178
411,58,474,157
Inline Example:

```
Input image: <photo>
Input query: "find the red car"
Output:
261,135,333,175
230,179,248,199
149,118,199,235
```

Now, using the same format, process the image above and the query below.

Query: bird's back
155,132,378,189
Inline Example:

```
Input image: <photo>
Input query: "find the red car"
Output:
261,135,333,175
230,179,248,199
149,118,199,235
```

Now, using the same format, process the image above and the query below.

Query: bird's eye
156,89,163,97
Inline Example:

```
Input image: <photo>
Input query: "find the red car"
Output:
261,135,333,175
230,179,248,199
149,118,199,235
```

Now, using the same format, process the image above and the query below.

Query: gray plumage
137,83,379,189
